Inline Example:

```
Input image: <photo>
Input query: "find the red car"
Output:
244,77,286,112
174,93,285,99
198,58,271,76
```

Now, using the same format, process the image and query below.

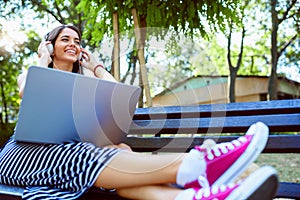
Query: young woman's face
53,28,81,64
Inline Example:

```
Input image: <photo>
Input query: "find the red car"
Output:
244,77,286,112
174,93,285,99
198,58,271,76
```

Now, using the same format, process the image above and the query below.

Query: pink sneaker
175,166,278,200
177,122,269,188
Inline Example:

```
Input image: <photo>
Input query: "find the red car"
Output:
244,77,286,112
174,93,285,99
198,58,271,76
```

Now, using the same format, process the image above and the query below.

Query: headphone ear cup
46,43,53,55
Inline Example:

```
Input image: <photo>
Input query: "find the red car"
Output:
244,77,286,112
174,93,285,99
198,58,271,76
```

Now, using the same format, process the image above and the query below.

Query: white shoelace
194,183,236,199
197,175,210,188
206,136,247,160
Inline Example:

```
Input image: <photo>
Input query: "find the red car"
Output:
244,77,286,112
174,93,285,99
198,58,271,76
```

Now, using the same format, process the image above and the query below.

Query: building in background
152,75,300,106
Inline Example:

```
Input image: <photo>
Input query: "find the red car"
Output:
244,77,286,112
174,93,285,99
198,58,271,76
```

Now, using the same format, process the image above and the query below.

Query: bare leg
104,143,133,151
117,185,182,200
94,151,185,189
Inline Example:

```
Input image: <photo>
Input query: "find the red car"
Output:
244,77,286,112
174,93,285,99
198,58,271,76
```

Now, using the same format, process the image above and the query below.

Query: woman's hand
79,49,117,82
37,41,52,67
79,48,98,71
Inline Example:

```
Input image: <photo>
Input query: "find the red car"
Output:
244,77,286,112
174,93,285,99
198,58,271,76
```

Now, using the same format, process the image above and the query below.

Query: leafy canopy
77,0,241,45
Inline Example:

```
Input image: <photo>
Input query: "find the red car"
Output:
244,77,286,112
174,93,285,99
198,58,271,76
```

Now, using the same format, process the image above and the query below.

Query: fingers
38,41,52,58
37,41,53,67
80,49,89,62
79,49,95,70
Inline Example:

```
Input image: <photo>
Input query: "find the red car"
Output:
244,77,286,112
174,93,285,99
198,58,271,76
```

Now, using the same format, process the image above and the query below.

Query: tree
209,0,299,102
0,2,51,124
268,0,299,100
77,0,240,45
0,25,33,124
77,0,240,106
226,18,246,103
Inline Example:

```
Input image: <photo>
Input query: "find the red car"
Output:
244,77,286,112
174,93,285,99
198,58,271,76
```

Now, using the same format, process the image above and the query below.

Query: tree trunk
0,81,2,125
112,11,120,81
132,8,152,107
138,71,144,108
268,0,279,100
227,20,245,103
0,81,8,124
228,67,238,103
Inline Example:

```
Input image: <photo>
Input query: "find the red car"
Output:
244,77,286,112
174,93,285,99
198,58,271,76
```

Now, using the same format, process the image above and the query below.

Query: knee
115,143,132,151
105,143,132,151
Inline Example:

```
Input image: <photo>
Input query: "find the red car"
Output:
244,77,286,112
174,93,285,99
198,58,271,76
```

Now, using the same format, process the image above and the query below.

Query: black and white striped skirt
0,137,121,199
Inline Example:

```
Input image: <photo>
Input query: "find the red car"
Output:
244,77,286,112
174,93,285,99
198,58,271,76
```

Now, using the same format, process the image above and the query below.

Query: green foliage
0,123,15,147
0,0,299,115
77,0,241,46
258,0,300,57
0,25,22,124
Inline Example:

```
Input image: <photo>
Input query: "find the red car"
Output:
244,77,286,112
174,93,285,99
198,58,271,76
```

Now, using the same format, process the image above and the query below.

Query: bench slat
2,182,299,200
0,184,23,200
125,135,300,153
134,99,300,119
80,182,300,199
276,182,300,199
130,113,300,134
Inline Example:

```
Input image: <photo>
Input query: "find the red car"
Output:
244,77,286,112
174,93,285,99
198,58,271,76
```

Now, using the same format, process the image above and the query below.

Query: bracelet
93,64,104,77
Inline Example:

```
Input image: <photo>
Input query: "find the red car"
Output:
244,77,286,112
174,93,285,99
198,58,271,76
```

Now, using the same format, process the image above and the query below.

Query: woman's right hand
37,41,52,67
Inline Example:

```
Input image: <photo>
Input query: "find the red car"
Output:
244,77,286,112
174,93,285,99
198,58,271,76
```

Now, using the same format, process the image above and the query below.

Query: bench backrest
126,99,300,153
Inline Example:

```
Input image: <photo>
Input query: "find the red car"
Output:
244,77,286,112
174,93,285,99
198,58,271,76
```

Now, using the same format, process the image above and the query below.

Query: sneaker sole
227,165,278,200
213,121,269,187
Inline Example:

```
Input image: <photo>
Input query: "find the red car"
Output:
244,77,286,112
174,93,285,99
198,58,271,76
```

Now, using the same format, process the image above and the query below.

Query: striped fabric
0,137,121,199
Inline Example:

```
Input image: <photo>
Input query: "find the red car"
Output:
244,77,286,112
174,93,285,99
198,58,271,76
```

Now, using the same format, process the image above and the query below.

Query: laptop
14,66,141,147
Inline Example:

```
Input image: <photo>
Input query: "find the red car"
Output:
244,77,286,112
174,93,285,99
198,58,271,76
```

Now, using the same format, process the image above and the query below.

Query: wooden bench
1,99,299,199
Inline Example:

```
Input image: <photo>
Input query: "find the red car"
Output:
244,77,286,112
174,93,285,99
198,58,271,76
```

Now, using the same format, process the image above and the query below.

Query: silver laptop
15,66,141,147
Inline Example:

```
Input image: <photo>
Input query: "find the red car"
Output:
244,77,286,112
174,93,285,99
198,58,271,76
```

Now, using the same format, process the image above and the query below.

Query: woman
0,24,278,200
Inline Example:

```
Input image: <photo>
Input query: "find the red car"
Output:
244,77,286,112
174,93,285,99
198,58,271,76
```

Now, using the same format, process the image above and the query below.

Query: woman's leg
95,151,185,189
104,143,133,151
115,164,261,200
117,185,182,200
94,122,269,190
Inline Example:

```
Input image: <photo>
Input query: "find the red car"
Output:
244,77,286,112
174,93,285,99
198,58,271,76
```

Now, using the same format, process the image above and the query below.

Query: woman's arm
17,70,28,98
92,65,117,82
18,41,52,98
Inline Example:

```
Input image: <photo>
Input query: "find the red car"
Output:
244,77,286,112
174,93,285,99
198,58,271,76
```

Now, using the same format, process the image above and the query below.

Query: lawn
256,153,300,183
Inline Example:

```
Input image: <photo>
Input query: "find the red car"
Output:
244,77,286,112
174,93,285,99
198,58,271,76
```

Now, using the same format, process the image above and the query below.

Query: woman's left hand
79,48,117,82
79,48,99,71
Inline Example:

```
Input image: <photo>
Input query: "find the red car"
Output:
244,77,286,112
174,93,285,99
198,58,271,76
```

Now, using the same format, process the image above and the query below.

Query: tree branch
278,34,298,57
278,0,297,25
236,25,245,68
227,21,233,69
30,0,64,24
52,1,65,24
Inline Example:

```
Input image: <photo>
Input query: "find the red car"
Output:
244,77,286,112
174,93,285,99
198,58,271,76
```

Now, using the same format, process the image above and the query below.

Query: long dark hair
44,24,82,74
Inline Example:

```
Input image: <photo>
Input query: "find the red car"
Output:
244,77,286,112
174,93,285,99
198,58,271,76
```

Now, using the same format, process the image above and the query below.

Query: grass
255,153,300,183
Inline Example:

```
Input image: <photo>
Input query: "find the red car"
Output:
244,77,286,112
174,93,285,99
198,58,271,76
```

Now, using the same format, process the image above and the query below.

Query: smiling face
52,28,81,69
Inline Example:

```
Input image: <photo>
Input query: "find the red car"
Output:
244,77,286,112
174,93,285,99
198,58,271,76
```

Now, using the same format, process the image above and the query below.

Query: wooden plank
0,194,21,200
276,182,300,199
125,135,300,153
81,182,300,199
133,99,300,119
2,182,300,200
0,184,23,200
130,113,300,134
79,188,128,200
